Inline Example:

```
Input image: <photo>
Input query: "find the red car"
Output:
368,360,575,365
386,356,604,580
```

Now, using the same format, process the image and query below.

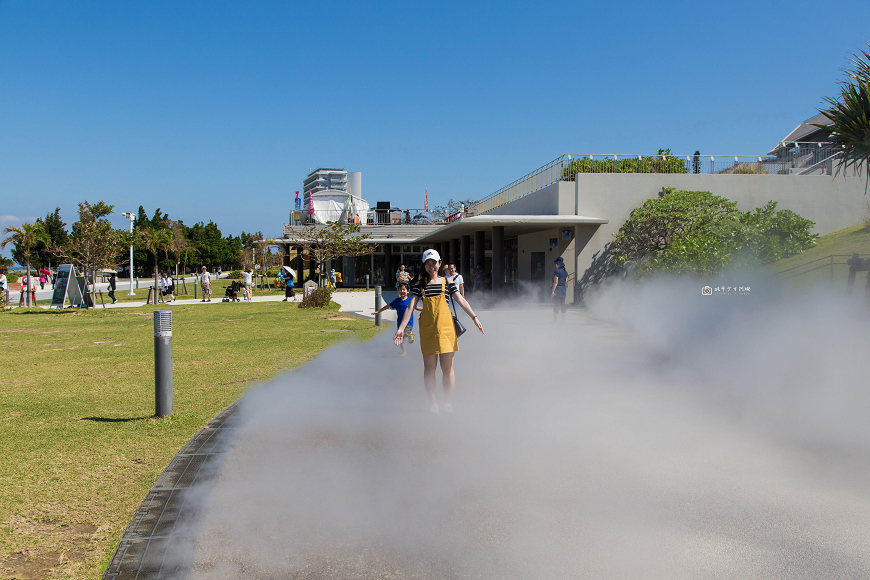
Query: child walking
395,249,484,413
373,282,417,356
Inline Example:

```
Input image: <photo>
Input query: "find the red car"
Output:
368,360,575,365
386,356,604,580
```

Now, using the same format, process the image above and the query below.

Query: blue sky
2,0,869,259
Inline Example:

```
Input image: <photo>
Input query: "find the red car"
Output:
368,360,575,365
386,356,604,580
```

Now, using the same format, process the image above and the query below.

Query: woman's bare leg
423,354,438,403
439,352,455,401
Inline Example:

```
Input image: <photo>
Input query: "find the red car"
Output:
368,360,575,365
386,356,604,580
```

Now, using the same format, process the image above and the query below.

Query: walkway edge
102,402,241,580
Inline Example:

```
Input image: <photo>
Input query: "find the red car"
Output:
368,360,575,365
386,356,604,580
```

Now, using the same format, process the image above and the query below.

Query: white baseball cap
421,249,441,264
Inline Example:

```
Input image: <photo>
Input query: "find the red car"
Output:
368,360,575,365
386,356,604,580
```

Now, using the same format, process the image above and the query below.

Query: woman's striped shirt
412,279,459,300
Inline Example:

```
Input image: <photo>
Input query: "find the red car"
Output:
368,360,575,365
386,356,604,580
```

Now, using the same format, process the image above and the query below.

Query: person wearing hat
551,256,568,321
394,248,484,413
280,265,296,301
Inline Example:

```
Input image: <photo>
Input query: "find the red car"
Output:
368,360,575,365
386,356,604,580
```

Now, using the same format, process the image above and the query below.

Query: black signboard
51,264,73,308
76,276,93,308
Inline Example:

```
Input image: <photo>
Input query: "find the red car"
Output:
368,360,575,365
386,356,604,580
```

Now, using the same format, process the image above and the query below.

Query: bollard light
374,285,382,326
153,310,173,417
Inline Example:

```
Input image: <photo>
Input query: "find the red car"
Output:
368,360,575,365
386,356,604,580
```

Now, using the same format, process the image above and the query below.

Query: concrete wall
485,182,575,216
516,228,576,302
572,173,868,288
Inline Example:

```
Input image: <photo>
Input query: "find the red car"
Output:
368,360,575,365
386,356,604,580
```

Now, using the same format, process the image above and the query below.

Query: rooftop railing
470,145,845,215
289,208,447,228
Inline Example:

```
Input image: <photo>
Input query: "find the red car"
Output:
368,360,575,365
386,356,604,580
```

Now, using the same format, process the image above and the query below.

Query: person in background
446,264,465,297
159,272,170,303
0,271,7,305
472,262,486,292
280,266,296,301
39,272,46,290
108,272,117,304
396,264,411,286
328,268,337,289
551,256,568,322
242,267,253,301
200,266,211,302
394,249,484,414
24,273,37,306
372,281,416,356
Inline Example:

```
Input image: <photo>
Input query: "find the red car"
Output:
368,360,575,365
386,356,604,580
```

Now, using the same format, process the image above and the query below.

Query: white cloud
0,215,39,226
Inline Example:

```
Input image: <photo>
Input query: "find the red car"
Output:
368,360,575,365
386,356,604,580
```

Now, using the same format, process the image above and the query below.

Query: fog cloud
184,275,870,579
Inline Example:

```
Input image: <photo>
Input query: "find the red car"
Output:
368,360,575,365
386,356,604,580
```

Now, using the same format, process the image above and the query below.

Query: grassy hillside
772,221,870,284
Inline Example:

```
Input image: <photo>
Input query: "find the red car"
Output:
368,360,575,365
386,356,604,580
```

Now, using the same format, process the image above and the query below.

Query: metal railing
472,156,567,215
363,208,443,226
470,146,848,215
292,208,448,227
775,253,870,280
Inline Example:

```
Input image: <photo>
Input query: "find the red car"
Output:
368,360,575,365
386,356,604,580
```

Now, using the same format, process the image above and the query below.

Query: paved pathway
103,304,870,579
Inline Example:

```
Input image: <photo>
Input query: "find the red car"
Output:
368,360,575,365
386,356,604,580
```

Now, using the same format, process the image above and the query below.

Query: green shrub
265,270,278,277
227,270,242,279
719,163,768,175
563,149,688,177
611,191,817,277
738,201,818,263
297,286,333,309
5,273,19,283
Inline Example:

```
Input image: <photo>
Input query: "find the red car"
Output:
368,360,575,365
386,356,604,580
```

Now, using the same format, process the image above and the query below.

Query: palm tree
2,222,49,307
819,46,870,186
169,221,198,281
140,226,171,304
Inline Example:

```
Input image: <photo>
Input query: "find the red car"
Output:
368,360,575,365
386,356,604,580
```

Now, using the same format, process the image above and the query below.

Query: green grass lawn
771,221,870,285
0,302,380,579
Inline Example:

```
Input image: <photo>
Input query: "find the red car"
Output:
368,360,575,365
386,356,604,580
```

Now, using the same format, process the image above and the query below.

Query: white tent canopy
308,189,370,225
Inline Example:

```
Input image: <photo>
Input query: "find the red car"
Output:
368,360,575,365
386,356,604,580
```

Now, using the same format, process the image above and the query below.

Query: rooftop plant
563,149,688,178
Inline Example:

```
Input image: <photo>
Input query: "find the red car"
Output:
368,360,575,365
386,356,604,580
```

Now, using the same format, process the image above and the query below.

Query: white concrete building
303,168,363,207
282,122,867,297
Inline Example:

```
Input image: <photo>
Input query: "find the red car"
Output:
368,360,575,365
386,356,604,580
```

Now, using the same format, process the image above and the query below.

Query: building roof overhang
275,215,607,245
415,214,608,243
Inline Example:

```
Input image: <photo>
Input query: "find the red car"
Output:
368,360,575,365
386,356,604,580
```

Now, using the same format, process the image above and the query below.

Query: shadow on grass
80,416,153,423
4,308,78,315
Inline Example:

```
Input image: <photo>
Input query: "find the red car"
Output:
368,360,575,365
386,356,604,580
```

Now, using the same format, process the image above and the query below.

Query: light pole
121,212,135,295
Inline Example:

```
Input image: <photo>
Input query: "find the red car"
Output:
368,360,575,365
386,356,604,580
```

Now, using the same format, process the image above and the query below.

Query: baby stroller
222,281,242,302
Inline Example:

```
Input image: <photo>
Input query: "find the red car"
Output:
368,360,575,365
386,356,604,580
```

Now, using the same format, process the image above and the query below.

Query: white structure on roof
307,190,371,225
303,168,366,224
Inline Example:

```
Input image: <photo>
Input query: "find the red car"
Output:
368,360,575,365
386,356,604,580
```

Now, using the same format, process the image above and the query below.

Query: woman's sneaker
407,329,415,343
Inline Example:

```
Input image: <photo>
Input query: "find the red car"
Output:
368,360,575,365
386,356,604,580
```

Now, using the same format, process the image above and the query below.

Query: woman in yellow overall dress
395,249,484,413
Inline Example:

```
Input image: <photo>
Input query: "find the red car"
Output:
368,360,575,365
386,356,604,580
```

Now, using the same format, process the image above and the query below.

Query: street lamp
121,212,135,295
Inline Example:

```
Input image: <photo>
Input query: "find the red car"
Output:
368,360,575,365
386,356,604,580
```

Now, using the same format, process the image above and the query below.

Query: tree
818,45,870,187
169,220,198,276
610,190,817,278
292,222,375,283
2,222,49,307
430,198,476,221
139,226,172,300
50,201,129,306
10,208,65,270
